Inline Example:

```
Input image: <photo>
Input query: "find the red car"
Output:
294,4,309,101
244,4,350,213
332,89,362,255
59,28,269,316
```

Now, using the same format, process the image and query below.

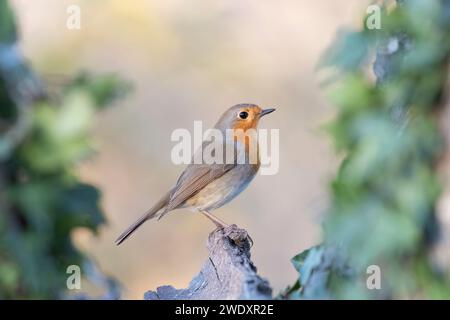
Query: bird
115,103,275,245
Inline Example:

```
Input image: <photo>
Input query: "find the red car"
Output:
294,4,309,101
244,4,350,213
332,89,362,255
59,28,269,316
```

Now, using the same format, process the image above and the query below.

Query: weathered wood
144,224,272,300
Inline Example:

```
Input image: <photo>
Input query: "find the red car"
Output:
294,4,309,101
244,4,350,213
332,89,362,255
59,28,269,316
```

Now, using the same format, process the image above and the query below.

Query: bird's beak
260,108,276,117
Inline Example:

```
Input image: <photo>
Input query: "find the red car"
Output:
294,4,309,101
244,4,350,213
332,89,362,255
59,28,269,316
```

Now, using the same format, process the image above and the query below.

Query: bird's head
214,103,275,131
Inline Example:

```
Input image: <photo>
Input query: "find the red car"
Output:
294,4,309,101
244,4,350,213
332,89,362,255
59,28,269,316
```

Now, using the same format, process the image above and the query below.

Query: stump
144,224,272,300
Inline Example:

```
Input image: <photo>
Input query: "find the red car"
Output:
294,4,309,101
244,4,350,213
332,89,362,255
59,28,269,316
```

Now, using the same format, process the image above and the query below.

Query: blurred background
10,0,365,299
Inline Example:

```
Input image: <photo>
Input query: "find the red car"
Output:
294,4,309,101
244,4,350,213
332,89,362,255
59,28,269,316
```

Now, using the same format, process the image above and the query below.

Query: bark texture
144,224,272,300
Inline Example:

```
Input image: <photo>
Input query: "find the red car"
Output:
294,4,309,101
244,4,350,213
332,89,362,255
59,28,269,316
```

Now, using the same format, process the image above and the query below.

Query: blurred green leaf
319,30,371,71
58,183,105,233
0,0,17,43
70,72,132,108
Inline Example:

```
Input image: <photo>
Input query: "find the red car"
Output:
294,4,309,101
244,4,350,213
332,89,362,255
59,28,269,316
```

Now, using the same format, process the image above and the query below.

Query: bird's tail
115,192,171,245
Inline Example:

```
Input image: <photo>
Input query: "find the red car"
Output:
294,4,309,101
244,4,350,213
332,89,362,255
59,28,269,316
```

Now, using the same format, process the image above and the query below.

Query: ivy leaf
319,29,371,72
0,0,17,43
70,72,132,108
291,246,317,273
57,183,105,233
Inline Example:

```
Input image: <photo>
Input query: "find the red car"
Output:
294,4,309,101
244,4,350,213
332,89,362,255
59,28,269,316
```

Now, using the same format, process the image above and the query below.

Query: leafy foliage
285,0,450,299
0,0,16,43
0,0,130,299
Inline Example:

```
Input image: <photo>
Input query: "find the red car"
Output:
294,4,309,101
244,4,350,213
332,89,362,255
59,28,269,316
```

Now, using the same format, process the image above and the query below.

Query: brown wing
164,162,235,213
159,136,238,219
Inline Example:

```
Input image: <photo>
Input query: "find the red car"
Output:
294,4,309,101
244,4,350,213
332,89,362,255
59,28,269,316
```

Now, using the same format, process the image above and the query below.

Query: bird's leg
200,210,253,247
200,210,229,229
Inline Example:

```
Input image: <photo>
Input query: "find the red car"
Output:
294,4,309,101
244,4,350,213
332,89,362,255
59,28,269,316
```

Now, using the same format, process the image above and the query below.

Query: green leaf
70,72,132,108
319,30,371,71
57,183,105,233
0,0,17,43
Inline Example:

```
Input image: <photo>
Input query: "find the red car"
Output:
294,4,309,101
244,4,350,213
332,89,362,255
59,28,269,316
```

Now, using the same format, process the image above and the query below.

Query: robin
115,104,275,245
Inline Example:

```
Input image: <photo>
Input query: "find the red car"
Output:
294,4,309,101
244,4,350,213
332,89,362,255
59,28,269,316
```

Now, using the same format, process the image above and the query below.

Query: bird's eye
238,111,249,119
